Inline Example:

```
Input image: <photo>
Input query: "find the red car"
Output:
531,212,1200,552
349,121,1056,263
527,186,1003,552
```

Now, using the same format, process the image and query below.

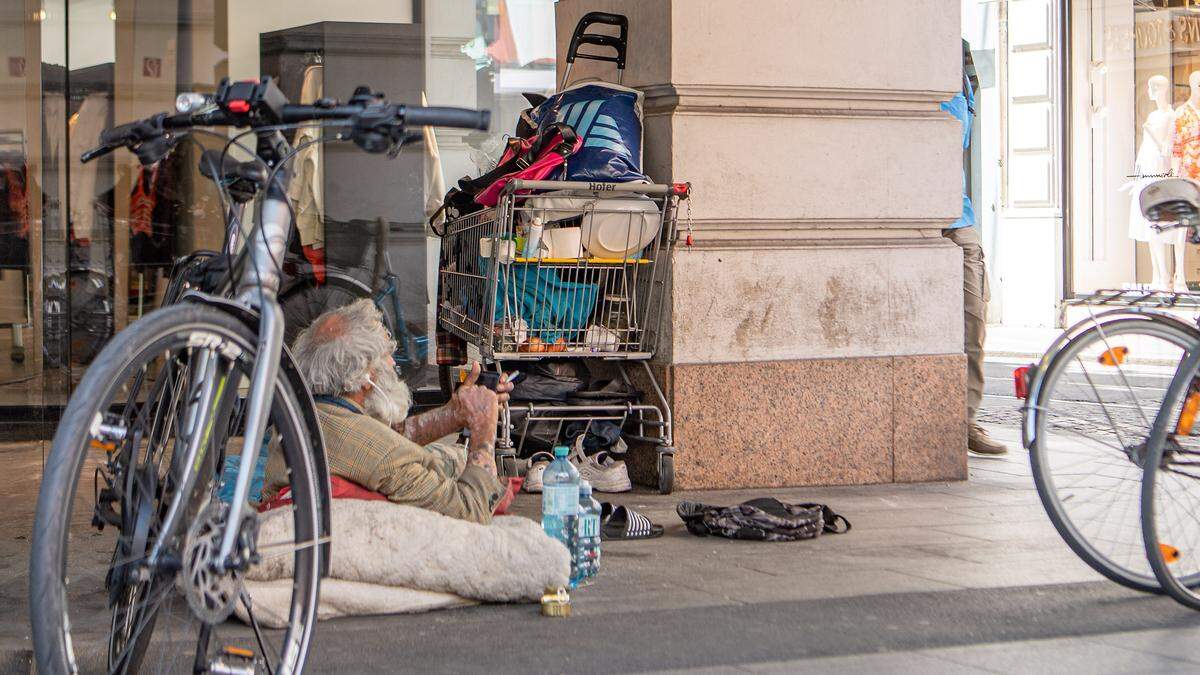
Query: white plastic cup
481,237,516,264
544,227,584,258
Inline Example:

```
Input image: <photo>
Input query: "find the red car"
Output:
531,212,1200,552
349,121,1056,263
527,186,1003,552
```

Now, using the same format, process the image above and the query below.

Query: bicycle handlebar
401,105,490,130
80,110,233,163
81,87,489,163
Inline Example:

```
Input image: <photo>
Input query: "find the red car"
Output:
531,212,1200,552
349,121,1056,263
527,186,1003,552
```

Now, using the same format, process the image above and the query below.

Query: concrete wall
557,0,968,488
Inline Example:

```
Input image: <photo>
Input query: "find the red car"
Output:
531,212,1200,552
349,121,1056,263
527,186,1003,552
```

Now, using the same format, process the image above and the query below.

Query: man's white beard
364,361,412,428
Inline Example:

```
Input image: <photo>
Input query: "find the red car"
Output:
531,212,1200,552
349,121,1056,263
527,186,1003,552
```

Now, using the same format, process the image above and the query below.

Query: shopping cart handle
506,179,674,196
566,12,628,68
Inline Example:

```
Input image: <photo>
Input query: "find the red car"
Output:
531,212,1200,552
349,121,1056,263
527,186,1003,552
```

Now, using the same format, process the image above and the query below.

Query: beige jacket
267,400,503,524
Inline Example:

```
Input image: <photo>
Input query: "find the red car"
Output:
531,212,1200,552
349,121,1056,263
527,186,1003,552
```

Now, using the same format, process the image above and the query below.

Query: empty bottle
541,445,582,586
577,480,602,585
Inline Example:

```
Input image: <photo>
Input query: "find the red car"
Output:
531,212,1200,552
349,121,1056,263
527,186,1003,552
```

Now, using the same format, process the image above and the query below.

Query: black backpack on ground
676,498,851,542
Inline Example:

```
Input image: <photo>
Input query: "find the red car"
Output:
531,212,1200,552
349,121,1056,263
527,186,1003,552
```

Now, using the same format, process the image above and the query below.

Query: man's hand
450,362,513,425
399,363,512,445
457,383,499,435
460,376,499,475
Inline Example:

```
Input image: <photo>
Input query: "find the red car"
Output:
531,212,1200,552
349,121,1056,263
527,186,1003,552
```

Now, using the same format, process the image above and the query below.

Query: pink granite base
893,354,968,482
628,353,966,490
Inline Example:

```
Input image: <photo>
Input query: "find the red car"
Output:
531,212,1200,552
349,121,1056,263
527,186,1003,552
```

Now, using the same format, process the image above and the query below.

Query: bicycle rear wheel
280,272,427,381
1028,315,1198,592
1141,345,1200,610
30,303,322,674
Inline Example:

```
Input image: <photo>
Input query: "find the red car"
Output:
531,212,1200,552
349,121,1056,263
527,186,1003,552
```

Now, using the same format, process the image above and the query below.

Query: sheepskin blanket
236,499,569,627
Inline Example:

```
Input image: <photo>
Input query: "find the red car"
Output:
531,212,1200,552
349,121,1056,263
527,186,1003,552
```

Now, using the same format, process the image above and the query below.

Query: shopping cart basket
437,179,688,492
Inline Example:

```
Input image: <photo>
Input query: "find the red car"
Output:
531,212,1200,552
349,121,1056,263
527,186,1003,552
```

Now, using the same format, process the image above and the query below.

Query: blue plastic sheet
217,432,270,504
491,261,598,342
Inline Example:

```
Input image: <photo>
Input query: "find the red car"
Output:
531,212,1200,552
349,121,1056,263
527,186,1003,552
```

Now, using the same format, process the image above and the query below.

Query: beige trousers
943,226,989,422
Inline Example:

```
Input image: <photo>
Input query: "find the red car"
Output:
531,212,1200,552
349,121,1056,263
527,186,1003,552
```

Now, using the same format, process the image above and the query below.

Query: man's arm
467,429,497,475
367,448,503,524
399,406,462,446
458,384,500,475
393,362,513,445
365,383,501,523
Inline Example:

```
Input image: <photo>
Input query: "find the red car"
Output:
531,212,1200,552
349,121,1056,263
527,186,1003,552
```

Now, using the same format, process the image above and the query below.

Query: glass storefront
1072,0,1200,294
0,0,556,438
959,0,1198,327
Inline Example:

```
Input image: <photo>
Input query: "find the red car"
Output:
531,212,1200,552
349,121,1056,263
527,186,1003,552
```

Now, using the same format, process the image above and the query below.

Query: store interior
0,0,556,435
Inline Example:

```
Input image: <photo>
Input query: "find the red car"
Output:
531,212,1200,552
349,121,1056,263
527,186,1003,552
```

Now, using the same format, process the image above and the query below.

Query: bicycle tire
279,271,376,346
280,272,427,380
1028,316,1199,593
1142,343,1200,610
30,303,322,674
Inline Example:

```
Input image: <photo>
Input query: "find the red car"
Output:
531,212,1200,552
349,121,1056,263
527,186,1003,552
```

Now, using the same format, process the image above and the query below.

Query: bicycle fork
146,160,292,575
216,186,291,570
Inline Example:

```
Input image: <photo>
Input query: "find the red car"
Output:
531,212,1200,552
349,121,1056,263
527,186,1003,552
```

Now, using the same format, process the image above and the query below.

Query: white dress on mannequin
1129,108,1180,242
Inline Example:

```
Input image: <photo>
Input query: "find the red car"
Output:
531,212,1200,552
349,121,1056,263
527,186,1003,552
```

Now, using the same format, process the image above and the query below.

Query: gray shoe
968,423,1008,456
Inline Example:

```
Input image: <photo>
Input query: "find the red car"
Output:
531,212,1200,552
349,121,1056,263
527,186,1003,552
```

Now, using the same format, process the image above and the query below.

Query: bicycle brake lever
350,103,404,154
386,132,421,159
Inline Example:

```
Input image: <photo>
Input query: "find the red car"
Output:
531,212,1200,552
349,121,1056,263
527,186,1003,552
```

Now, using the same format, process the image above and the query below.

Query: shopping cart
437,179,689,493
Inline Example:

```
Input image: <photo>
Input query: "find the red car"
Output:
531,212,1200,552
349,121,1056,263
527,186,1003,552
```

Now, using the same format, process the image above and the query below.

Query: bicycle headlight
176,92,210,114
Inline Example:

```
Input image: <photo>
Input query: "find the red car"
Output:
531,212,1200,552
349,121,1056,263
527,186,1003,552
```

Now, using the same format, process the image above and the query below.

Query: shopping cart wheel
500,454,520,478
657,450,675,494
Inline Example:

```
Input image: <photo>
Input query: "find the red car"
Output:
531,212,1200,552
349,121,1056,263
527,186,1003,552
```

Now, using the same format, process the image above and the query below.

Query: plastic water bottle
541,445,582,586
577,480,602,584
524,217,544,259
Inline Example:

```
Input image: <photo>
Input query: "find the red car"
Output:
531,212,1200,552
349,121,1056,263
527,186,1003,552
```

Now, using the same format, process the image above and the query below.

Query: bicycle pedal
223,645,255,660
205,646,258,675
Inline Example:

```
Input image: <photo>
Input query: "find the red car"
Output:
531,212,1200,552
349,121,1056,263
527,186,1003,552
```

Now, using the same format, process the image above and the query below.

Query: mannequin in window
1129,74,1186,291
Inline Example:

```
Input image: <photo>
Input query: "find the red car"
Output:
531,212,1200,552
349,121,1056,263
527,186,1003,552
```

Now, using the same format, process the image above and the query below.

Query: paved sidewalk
4,421,1199,672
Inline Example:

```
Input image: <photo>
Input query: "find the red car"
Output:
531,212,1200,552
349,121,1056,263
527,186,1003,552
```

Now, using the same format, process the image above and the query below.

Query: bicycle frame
147,132,297,571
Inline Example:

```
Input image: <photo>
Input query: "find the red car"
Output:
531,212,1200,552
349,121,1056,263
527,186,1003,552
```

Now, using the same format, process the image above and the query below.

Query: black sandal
601,503,664,540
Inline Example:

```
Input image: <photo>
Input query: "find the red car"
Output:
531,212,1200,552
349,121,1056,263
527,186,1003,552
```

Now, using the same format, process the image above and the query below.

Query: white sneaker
523,452,554,493
571,439,632,492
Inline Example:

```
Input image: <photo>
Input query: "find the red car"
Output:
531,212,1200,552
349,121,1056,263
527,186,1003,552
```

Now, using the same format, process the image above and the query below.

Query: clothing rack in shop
0,129,30,363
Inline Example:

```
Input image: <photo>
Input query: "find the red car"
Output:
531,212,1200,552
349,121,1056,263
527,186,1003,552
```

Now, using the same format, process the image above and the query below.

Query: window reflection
2,0,559,422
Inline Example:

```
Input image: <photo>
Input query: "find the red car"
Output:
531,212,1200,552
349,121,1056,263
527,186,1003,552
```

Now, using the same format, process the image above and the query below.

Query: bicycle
1138,178,1200,610
28,76,488,674
1022,176,1200,603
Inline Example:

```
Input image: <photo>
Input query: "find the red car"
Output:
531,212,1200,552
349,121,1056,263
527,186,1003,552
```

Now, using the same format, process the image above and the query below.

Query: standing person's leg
943,226,1007,455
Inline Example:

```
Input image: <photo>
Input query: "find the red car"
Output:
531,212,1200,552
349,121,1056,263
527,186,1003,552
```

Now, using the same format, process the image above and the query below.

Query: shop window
4,0,556,410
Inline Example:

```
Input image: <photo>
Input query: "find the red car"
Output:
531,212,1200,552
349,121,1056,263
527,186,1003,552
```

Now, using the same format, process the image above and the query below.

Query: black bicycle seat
198,149,266,203
1141,177,1200,224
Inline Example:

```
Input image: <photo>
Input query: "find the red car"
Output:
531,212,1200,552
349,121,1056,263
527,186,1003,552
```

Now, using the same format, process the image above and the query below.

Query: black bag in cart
529,11,647,184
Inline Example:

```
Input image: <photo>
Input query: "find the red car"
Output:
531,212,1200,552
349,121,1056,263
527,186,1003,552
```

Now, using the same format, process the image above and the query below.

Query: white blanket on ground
237,500,569,627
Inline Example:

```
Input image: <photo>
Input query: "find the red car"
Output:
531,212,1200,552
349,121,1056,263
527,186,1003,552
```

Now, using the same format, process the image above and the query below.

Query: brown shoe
968,423,1008,456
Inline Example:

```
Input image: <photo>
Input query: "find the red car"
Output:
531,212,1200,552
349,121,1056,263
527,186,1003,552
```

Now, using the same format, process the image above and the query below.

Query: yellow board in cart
511,257,651,265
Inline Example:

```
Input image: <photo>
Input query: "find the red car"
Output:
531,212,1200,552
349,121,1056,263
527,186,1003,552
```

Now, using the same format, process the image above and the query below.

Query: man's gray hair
292,299,396,396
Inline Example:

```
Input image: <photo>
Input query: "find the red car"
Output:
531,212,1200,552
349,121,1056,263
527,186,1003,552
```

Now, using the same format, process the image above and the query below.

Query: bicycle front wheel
30,303,322,674
1142,344,1200,610
1029,315,1199,592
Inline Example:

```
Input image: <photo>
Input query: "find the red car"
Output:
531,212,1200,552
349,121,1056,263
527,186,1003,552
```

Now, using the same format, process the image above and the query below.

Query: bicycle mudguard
1021,309,1200,451
180,291,334,577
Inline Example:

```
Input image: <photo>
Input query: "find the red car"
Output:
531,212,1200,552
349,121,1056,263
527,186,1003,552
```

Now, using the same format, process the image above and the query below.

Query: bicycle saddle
1140,177,1200,224
198,149,267,203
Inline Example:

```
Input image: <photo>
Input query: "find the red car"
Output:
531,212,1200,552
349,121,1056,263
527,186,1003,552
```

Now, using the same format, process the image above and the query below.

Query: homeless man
265,299,512,524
